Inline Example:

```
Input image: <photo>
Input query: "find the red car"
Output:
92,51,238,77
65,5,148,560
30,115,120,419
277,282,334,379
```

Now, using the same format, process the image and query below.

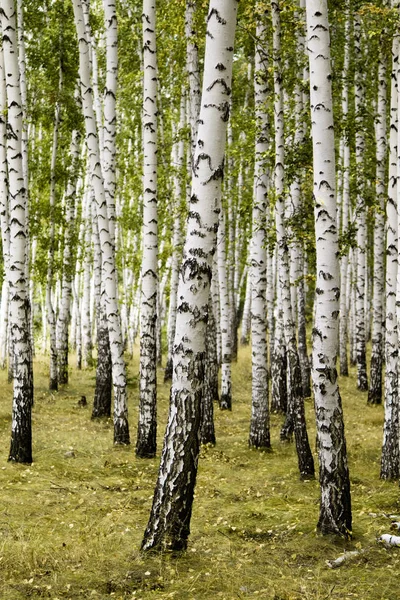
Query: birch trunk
141,0,238,552
354,14,368,392
201,296,217,446
137,0,158,458
271,306,287,415
381,29,399,480
306,0,352,535
248,12,270,450
46,66,63,391
0,44,9,371
81,186,94,368
165,97,185,382
217,205,232,410
72,0,129,445
56,129,81,385
339,19,350,377
240,270,251,346
185,0,201,154
92,210,112,419
368,54,387,405
102,0,117,245
272,0,314,479
1,0,33,463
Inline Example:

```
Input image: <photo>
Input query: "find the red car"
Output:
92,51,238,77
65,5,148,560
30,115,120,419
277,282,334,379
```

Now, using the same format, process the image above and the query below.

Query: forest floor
0,344,398,600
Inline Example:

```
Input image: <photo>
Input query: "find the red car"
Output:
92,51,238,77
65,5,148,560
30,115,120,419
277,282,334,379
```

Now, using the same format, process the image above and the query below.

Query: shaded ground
0,347,398,599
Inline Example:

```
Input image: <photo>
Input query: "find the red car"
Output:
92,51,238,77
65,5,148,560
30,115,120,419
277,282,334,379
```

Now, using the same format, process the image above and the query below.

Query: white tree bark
136,0,158,458
354,14,368,392
46,66,63,391
102,0,118,245
306,0,352,535
217,204,232,410
381,27,399,480
0,44,9,370
1,0,33,463
288,6,311,398
57,128,81,385
185,0,201,154
92,204,112,419
142,0,238,552
240,269,251,345
165,96,186,382
339,11,351,378
81,184,94,368
368,53,387,404
272,0,314,478
72,0,129,445
248,11,270,450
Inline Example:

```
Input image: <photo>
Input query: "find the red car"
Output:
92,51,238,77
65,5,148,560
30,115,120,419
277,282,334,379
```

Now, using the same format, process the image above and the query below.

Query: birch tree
0,45,9,372
381,18,399,479
72,0,129,445
1,0,33,463
249,11,270,450
272,0,314,479
141,0,238,552
136,0,158,458
368,50,387,404
339,10,351,378
46,65,63,391
56,128,81,385
306,0,352,536
353,13,368,392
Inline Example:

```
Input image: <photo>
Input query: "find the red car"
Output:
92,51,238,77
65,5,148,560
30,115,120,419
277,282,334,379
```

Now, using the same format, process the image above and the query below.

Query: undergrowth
0,347,398,599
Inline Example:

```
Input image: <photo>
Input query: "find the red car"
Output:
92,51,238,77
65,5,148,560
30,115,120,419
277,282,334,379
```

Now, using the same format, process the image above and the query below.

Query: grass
0,345,398,599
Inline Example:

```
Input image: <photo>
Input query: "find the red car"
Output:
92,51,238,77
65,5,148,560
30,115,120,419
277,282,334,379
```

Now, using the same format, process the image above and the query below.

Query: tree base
114,420,130,445
201,433,216,446
9,434,32,464
136,447,156,458
49,378,58,391
219,393,232,410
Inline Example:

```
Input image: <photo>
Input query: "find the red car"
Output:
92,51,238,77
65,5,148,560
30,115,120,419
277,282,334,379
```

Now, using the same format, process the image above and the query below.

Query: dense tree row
0,0,399,551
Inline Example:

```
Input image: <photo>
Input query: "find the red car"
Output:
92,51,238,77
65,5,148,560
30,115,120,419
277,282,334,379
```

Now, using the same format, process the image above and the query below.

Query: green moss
0,346,397,599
